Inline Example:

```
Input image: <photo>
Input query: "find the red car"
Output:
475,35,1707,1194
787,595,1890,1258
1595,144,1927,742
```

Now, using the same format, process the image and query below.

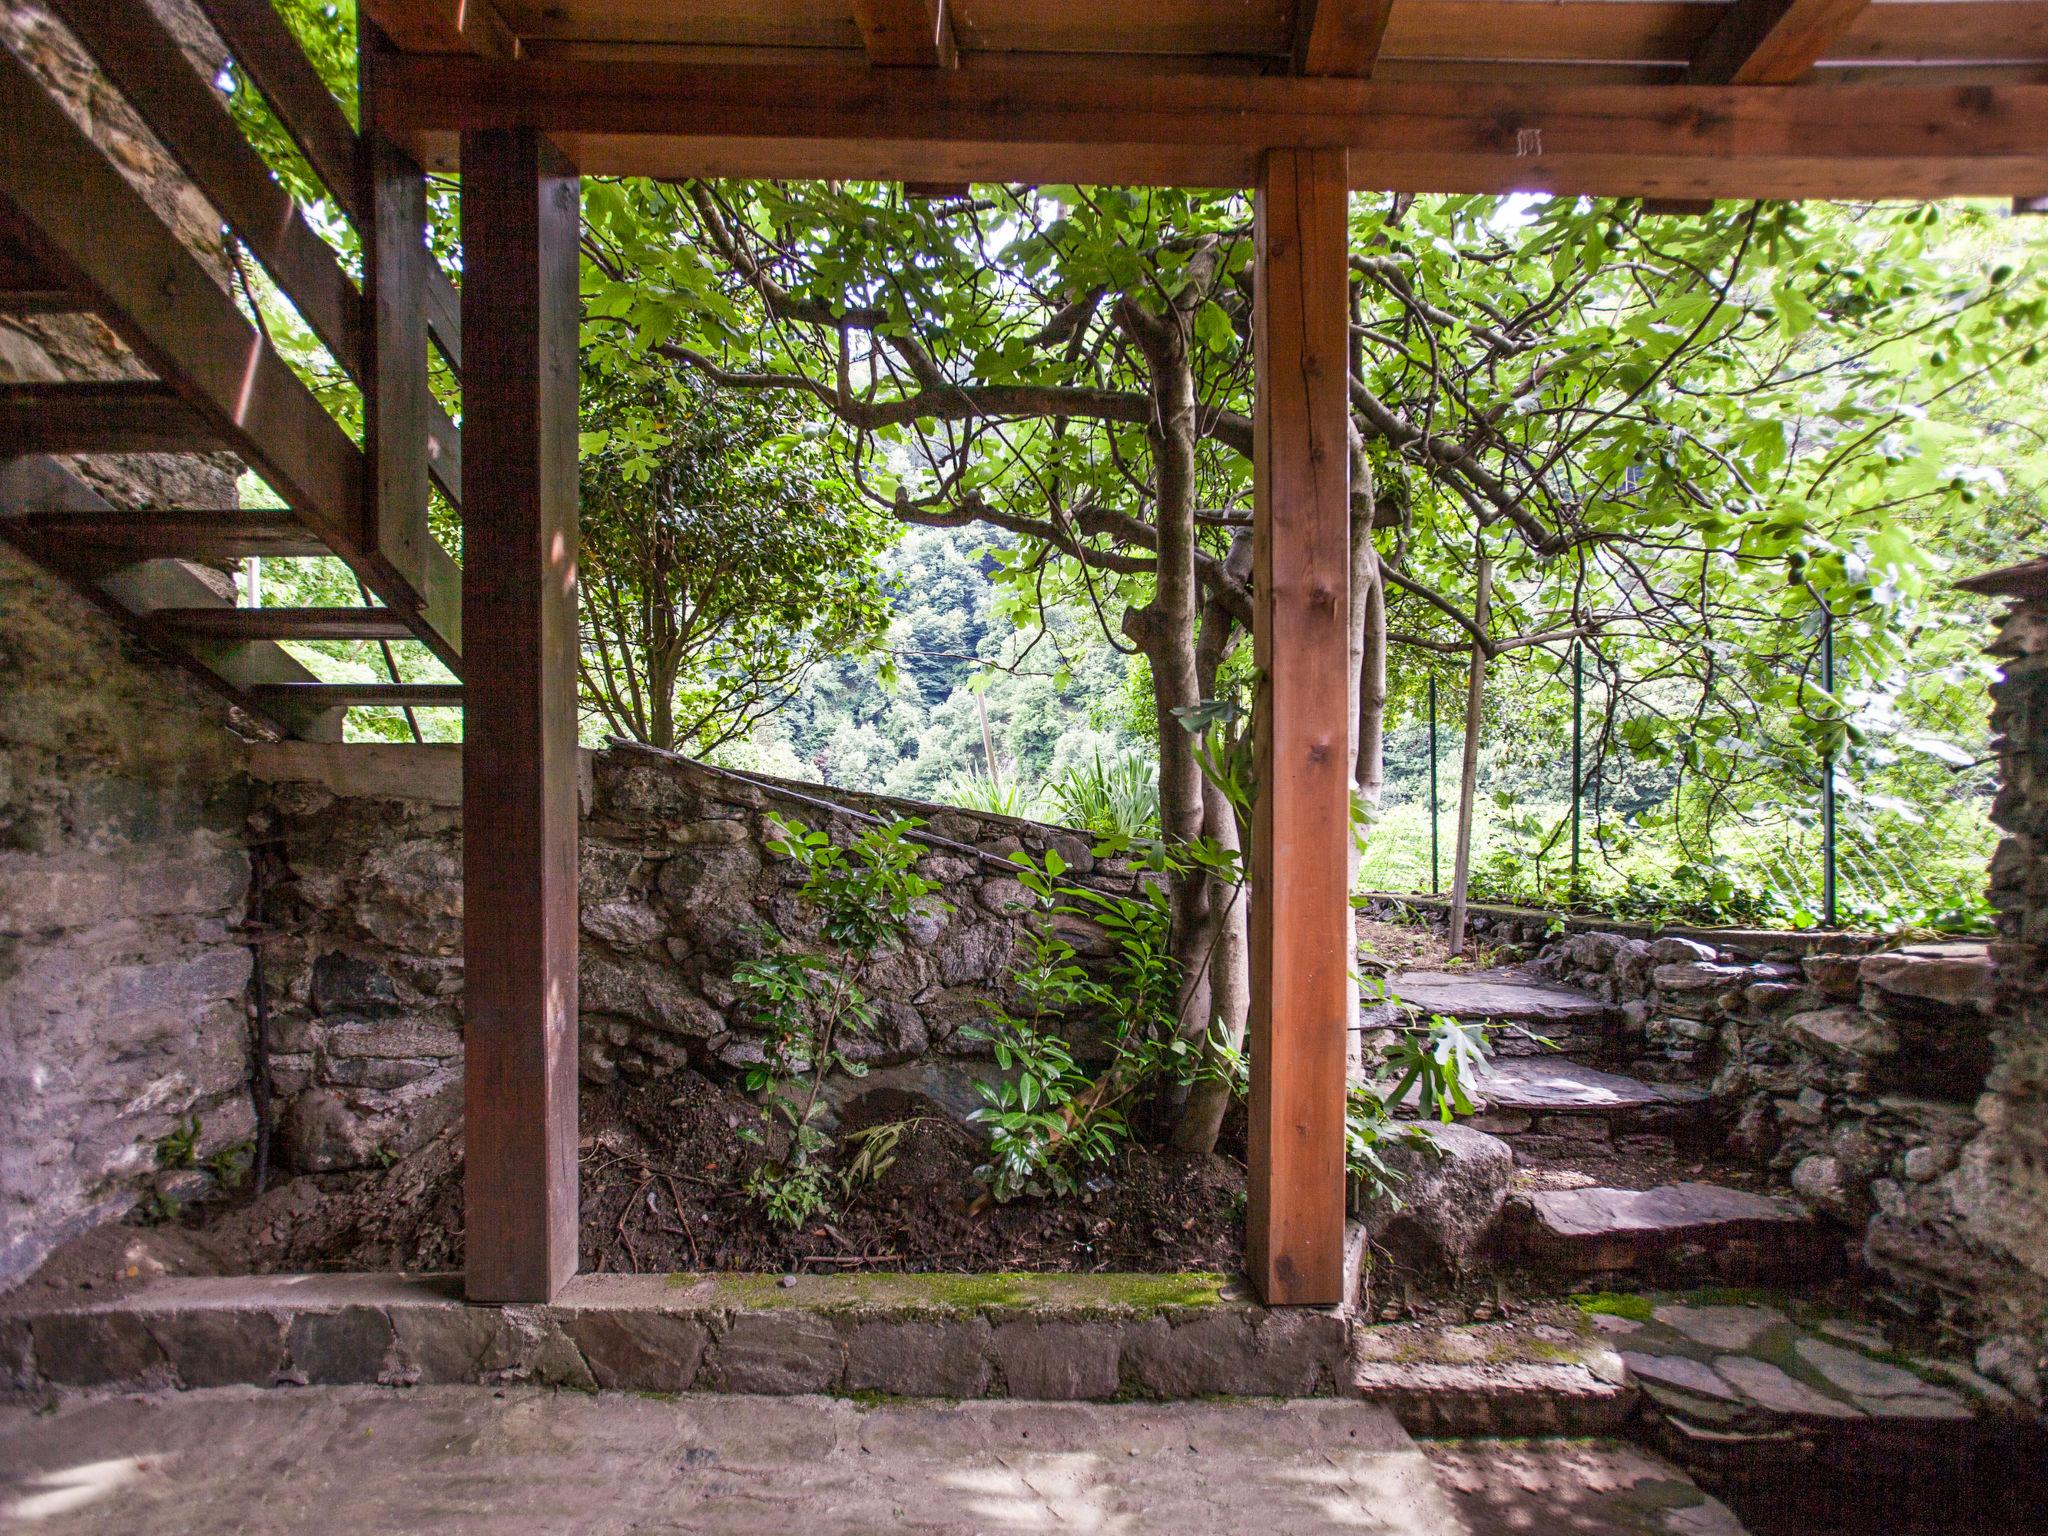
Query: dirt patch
179,1072,1244,1278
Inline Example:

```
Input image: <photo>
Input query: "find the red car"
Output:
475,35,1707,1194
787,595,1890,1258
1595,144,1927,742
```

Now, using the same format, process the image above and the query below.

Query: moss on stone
1570,1292,1656,1323
662,1269,1232,1317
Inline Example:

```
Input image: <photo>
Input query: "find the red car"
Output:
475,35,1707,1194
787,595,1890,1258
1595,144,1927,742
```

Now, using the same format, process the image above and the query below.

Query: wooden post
1248,146,1353,1307
460,128,581,1303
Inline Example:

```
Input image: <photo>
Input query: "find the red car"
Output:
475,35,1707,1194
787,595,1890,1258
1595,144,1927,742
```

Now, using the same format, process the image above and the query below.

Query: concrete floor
0,1387,1480,1535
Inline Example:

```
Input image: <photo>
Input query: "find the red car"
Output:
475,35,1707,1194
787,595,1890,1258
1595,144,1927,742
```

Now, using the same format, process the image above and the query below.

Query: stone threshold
0,1270,1637,1434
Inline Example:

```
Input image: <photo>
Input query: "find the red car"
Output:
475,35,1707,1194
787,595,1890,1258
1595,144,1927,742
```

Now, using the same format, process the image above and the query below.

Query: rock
1859,942,1994,1016
991,1320,1122,1399
287,1306,396,1385
580,950,725,1042
1388,968,1617,1028
1358,1123,1515,1269
310,951,408,1018
845,1318,993,1396
1782,1006,1898,1064
1653,1304,1786,1352
1791,1154,1847,1210
581,898,666,949
1650,937,1719,964
1711,1355,1862,1419
1793,1337,1958,1404
1508,1181,1828,1279
1623,1351,1740,1402
1801,951,1865,999
1652,961,1754,994
562,1311,709,1391
282,1089,379,1172
708,1312,845,1393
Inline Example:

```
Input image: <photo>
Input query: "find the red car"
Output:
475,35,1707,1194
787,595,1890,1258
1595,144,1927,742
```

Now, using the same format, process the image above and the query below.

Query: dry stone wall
248,743,1139,1177
0,544,255,1287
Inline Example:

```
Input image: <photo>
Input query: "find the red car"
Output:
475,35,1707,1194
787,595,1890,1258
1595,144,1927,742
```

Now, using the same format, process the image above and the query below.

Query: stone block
562,1309,710,1391
708,1311,846,1393
287,1305,396,1384
1783,1006,1899,1064
152,1308,287,1388
990,1320,1123,1399
392,1303,529,1384
30,1311,170,1388
845,1318,992,1397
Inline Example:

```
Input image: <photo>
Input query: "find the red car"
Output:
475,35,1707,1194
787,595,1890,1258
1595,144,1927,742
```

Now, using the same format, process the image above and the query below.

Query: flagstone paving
1589,1296,2003,1434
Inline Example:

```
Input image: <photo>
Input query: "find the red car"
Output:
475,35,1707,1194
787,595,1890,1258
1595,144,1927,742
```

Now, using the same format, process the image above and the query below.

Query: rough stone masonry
246,742,1138,1176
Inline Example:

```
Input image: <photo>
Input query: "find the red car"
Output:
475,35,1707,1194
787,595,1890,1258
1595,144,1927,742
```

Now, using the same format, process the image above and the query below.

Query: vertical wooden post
1248,146,1353,1307
460,129,581,1304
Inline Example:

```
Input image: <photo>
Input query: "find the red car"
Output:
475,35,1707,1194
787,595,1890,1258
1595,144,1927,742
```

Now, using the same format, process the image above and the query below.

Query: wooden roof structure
4,0,2045,1314
360,0,2048,198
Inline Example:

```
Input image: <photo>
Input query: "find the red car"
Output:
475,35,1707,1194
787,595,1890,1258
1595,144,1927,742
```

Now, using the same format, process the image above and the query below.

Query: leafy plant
155,1116,201,1171
734,813,949,1226
940,768,1039,820
965,844,1198,1201
1047,751,1161,840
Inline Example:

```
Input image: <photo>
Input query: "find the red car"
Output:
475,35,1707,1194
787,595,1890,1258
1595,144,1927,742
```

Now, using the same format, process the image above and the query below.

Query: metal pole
1571,641,1583,897
1820,604,1839,928
1428,674,1440,893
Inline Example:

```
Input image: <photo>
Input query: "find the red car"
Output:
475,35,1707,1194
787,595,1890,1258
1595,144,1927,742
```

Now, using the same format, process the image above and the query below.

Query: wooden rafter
1293,0,1398,77
154,607,416,642
366,54,2048,200
852,0,959,69
1686,0,1874,85
252,681,463,707
1,508,330,563
359,0,518,59
0,382,217,457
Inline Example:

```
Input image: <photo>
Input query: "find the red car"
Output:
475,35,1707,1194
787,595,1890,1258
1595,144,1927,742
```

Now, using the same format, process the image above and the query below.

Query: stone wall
0,543,255,1286
0,0,261,1289
247,743,1139,1176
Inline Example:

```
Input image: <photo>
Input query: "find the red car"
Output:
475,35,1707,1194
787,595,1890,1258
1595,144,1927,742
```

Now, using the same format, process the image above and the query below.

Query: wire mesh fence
1358,636,2000,935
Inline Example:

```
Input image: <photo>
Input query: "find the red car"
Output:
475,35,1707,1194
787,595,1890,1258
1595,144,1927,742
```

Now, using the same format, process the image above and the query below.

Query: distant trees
575,365,892,753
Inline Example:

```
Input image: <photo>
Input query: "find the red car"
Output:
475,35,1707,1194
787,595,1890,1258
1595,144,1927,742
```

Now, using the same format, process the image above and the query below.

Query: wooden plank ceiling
362,0,2048,197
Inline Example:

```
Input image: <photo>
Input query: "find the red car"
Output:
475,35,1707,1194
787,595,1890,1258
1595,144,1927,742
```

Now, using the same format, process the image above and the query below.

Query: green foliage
578,366,893,753
155,1116,201,1171
1047,750,1162,841
965,845,1199,1201
733,814,948,1226
939,769,1039,820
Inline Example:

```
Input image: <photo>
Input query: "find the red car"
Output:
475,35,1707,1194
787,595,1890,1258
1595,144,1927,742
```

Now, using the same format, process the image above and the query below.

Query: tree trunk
1446,550,1493,956
1171,533,1253,1155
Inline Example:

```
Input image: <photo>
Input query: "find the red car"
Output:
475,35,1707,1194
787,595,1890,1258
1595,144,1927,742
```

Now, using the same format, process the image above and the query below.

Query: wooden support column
1248,146,1353,1307
460,128,581,1304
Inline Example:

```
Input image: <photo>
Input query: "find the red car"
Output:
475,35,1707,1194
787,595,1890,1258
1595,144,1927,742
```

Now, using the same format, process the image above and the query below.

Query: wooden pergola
5,0,2046,1307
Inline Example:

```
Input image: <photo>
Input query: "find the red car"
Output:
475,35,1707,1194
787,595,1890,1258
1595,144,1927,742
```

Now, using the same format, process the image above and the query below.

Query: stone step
1385,967,1620,1037
1594,1296,2042,1533
1391,1056,1709,1140
1504,1182,1838,1281
1423,1438,1755,1536
1348,1317,1636,1437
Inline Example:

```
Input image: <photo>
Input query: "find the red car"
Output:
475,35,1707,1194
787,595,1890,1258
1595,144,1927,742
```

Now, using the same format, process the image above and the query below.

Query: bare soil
187,1071,1246,1278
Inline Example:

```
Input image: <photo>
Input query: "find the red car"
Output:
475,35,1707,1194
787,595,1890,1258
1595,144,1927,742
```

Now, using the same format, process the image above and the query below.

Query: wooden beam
360,0,518,59
0,45,462,670
0,382,217,457
460,127,581,1305
154,606,415,641
48,0,365,387
1248,146,1353,1308
361,115,437,592
365,53,2048,201
1642,197,1716,216
251,681,463,707
192,0,464,375
1,508,330,562
1685,0,1873,85
1293,0,1397,77
852,0,958,68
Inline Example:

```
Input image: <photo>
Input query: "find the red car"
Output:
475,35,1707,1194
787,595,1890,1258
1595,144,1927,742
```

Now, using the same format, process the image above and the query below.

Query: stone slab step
1505,1182,1837,1280
1423,1438,1753,1536
0,1270,1359,1401
1388,967,1620,1031
1392,1057,1708,1136
1348,1319,1636,1436
0,1386,1469,1536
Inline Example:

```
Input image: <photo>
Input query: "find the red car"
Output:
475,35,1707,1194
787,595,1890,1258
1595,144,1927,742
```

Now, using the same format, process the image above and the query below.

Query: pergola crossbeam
1686,0,1874,85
